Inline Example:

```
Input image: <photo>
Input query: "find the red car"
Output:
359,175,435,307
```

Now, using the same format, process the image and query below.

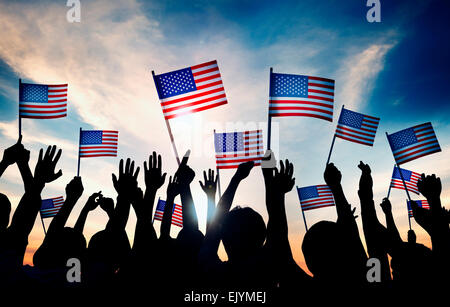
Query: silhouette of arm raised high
74,191,102,234
6,145,62,261
108,158,140,233
175,154,198,232
357,161,391,282
199,161,254,262
160,174,180,240
413,174,450,258
132,151,166,250
199,169,217,233
379,197,403,251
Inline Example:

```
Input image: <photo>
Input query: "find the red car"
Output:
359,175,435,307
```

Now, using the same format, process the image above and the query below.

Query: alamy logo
66,0,81,23
366,0,381,23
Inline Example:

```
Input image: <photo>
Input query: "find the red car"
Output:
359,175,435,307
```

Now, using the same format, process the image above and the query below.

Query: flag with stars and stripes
214,130,264,169
79,130,118,158
153,60,227,120
335,107,380,146
19,82,68,119
269,72,335,122
153,199,183,227
297,185,335,211
40,196,64,218
387,122,441,165
390,166,421,195
407,200,430,218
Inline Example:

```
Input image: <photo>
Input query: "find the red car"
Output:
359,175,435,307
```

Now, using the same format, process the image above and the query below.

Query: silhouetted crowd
0,137,449,302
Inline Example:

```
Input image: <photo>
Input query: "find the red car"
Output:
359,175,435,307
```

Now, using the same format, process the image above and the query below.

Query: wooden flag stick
267,67,273,150
152,70,181,165
18,79,22,137
386,184,392,199
297,186,309,232
77,127,82,177
326,104,345,166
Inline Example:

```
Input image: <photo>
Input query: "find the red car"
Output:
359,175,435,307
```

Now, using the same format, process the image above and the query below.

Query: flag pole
40,214,47,236
267,67,273,150
152,70,181,165
213,129,222,198
326,104,344,166
297,186,309,232
77,127,82,177
386,184,392,199
18,79,22,137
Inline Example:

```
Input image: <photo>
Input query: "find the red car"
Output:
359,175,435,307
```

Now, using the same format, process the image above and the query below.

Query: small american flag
407,200,429,218
153,60,227,120
390,166,421,195
40,196,64,218
214,130,264,169
269,72,335,122
297,185,335,211
153,199,183,227
19,82,67,119
335,107,380,146
79,130,118,158
387,122,441,165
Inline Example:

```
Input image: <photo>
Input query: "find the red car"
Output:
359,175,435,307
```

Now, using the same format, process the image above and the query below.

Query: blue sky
0,0,449,269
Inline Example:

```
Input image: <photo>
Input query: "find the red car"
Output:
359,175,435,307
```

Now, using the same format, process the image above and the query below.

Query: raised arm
357,161,391,282
132,152,166,249
379,198,402,249
160,175,180,240
74,191,102,234
46,176,84,238
199,161,254,260
199,169,218,233
175,153,198,232
107,158,140,233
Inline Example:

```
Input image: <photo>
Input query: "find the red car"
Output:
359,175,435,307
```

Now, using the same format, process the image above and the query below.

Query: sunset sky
0,0,449,272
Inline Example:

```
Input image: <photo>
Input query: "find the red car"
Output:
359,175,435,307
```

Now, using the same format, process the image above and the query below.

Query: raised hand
65,176,84,200
167,175,182,200
112,158,140,200
144,151,167,192
174,152,195,188
33,145,62,187
380,198,392,215
234,161,254,181
418,173,442,202
324,163,342,188
357,161,373,200
1,135,24,167
86,191,102,211
199,169,217,197
274,159,295,194
99,197,114,218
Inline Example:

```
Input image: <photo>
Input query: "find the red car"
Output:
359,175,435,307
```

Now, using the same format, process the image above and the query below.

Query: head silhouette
302,221,352,282
221,206,266,261
33,227,86,269
0,193,11,231
88,229,130,269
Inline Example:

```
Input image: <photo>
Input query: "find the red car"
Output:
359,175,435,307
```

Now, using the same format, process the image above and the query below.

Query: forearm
17,161,33,192
160,195,175,239
46,196,78,237
0,160,8,178
180,187,198,231
74,207,90,234
206,194,216,233
107,195,131,232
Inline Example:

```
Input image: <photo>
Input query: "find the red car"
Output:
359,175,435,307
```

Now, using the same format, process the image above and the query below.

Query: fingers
38,148,43,163
133,167,140,180
180,150,190,166
199,180,205,190
119,159,124,177
157,153,162,170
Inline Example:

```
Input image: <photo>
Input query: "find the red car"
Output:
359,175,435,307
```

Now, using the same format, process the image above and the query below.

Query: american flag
297,185,335,211
79,130,118,158
269,72,335,122
153,60,227,120
214,130,264,169
335,107,380,146
390,166,421,195
40,196,64,218
153,199,183,227
19,82,68,119
407,200,430,218
387,122,441,165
